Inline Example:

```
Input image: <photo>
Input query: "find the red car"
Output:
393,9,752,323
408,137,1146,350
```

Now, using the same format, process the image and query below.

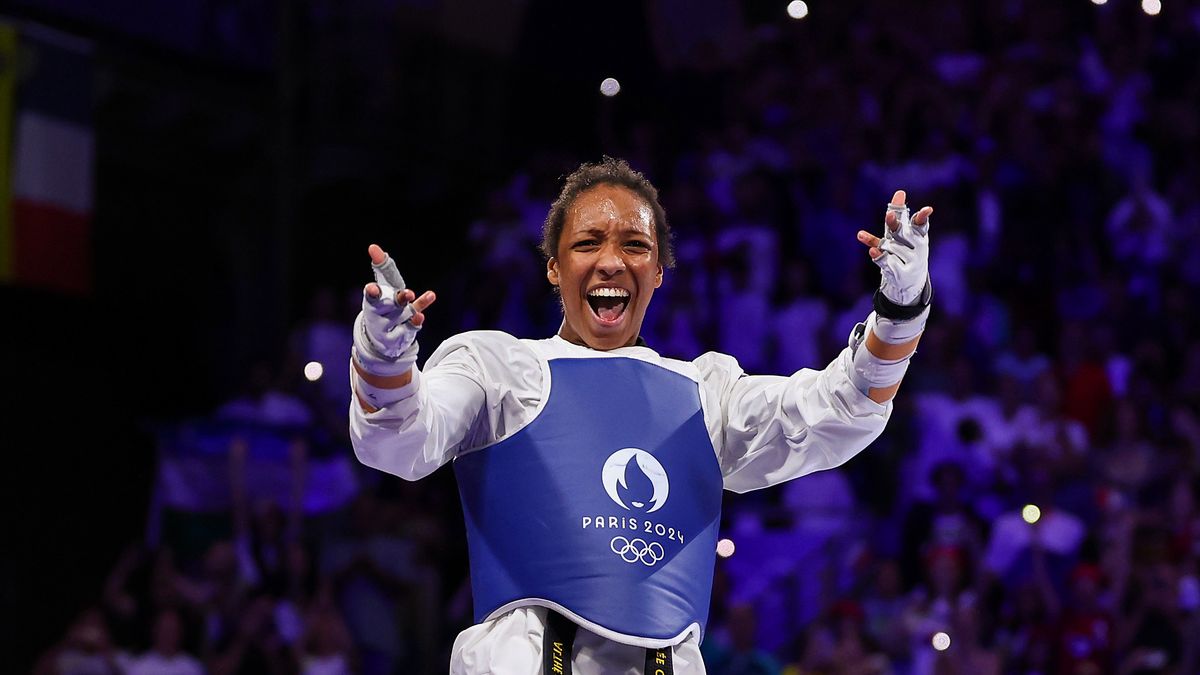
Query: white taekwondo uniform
350,330,890,674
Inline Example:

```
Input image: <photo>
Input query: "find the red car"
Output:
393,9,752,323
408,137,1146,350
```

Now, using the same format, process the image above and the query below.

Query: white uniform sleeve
349,330,543,481
695,345,891,493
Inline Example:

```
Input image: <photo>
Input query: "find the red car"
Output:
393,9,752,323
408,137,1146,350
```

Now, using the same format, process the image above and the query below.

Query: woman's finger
885,209,899,232
857,230,882,248
412,290,437,312
887,190,906,231
368,244,387,265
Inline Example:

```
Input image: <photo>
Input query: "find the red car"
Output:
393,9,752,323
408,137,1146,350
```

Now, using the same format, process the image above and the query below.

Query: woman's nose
596,246,626,275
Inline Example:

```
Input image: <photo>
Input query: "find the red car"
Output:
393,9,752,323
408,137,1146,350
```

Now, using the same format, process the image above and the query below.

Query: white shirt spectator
772,296,829,374
302,654,352,675
119,652,204,675
928,230,969,318
1106,185,1171,269
781,468,858,537
983,509,1085,578
216,391,313,429
905,391,1007,501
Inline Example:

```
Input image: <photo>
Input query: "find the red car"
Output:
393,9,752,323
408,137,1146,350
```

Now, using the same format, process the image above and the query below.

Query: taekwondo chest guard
454,357,724,647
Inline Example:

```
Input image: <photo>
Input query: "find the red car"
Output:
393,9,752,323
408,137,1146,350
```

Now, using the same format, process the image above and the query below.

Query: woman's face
548,184,662,350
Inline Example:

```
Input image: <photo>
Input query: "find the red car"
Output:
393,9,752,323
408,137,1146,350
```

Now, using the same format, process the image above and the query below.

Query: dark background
1,1,688,667
4,1,1200,673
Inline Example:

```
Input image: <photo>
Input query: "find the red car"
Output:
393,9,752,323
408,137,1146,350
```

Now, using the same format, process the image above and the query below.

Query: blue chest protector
453,356,724,646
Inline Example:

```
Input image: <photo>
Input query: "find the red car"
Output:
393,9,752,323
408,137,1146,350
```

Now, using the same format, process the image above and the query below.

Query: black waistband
544,611,578,675
645,644,674,675
543,611,673,675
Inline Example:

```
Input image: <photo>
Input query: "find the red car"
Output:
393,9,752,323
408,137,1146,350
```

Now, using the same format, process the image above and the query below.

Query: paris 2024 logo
584,448,684,566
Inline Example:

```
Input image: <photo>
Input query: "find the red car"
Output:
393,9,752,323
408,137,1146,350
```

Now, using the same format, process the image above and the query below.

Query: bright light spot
716,538,736,558
1091,0,1107,5
932,632,951,651
1022,504,1042,524
600,77,621,97
1142,0,1161,15
786,1,809,19
304,361,324,382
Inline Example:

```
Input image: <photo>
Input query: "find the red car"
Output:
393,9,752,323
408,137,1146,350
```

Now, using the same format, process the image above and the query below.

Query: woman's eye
574,240,598,248
625,241,650,249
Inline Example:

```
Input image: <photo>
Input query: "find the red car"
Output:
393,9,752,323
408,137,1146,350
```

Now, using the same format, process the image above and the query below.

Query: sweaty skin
548,184,663,351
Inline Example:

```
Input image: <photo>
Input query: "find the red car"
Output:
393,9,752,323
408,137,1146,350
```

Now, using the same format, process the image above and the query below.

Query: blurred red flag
0,21,93,295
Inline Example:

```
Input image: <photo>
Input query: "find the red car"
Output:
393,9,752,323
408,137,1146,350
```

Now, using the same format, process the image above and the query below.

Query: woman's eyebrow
566,228,606,238
570,224,652,238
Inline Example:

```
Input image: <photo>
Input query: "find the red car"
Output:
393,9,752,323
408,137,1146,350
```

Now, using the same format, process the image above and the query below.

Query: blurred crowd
33,1,1200,674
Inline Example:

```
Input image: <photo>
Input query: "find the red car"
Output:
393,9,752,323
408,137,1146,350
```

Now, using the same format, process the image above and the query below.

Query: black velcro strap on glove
873,278,933,321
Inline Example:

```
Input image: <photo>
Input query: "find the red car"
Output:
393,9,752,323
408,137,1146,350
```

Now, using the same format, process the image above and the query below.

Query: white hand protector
874,203,930,306
352,255,420,378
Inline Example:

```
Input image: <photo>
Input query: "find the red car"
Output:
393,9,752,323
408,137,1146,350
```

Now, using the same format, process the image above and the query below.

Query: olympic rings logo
610,536,665,566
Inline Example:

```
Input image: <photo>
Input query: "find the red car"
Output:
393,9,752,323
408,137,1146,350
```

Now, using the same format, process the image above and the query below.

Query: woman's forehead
567,185,654,234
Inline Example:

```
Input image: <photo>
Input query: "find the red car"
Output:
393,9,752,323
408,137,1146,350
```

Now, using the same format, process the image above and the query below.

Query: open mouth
586,287,630,324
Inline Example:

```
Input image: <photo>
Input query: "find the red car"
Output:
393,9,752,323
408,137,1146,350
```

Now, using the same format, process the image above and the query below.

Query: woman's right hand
352,244,436,378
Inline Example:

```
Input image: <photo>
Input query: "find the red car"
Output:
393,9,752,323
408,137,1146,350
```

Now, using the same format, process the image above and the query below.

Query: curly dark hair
540,156,675,268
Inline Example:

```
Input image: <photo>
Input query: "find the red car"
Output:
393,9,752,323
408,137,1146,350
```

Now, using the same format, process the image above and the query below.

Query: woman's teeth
587,288,630,322
588,288,630,298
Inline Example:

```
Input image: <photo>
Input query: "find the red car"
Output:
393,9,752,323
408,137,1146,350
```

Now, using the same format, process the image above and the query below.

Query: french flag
0,21,93,295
